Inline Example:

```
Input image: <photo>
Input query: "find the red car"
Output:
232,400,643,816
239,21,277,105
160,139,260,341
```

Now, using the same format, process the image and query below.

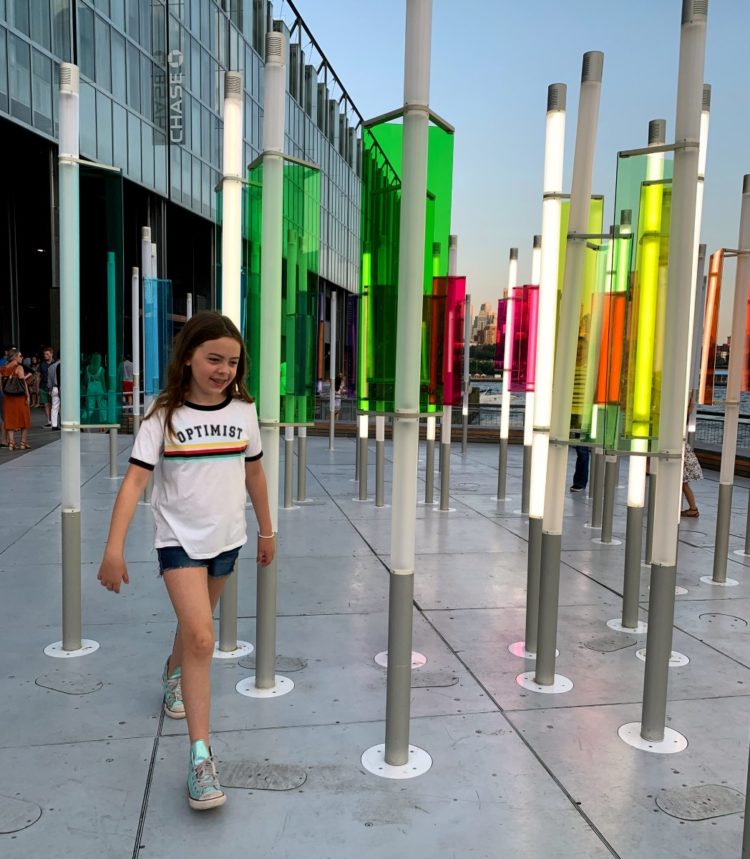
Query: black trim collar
183,395,233,412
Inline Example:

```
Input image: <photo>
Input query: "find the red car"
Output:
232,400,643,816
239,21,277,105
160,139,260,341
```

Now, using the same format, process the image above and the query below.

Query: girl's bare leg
682,481,697,511
162,568,228,745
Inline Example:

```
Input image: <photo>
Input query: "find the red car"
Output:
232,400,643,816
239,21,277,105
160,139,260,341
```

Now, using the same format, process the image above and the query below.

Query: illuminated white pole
131,267,141,438
520,235,541,514
363,0,432,777
439,234,457,511
424,415,436,503
709,178,750,587
496,249,516,499
48,62,98,657
530,53,603,692
239,32,292,696
611,119,665,634
218,71,247,655
621,0,707,750
511,83,566,660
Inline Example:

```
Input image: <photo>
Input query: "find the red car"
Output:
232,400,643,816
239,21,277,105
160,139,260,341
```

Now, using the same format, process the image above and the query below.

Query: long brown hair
145,311,253,439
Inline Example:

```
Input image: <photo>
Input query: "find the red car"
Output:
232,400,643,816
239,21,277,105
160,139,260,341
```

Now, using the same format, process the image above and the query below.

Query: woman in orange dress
1,348,31,449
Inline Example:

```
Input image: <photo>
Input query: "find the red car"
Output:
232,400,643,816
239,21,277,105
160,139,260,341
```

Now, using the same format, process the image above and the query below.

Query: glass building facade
0,0,362,362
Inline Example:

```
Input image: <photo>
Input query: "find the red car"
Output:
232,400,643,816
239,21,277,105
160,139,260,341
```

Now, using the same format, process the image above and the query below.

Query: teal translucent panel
143,278,174,397
79,165,124,427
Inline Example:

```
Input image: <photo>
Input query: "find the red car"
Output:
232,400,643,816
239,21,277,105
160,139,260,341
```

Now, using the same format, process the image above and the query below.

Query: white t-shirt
129,396,263,558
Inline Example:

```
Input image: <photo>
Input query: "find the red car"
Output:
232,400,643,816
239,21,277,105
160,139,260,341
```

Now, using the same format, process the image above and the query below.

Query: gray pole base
219,565,239,652
621,505,644,630
712,483,733,583
461,415,468,455
590,452,604,529
359,437,369,500
640,563,677,742
534,531,564,687
295,435,307,502
361,743,432,780
439,443,451,512
355,429,359,479
645,473,656,564
524,516,543,655
497,437,508,501
375,440,385,508
283,438,294,509
384,571,415,766
109,427,118,479
743,742,750,858
521,444,531,515
254,555,278,689
600,458,617,543
423,439,435,505
62,509,82,652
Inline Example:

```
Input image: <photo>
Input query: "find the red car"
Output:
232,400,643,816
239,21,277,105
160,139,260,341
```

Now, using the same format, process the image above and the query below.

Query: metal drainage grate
697,613,748,631
655,784,745,821
583,635,638,653
410,670,459,689
0,794,42,834
218,761,307,791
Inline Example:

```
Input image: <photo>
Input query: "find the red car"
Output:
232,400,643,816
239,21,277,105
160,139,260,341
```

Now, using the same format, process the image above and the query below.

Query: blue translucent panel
143,278,173,397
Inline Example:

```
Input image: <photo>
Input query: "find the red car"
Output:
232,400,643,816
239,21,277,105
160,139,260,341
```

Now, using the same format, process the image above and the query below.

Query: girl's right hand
97,551,130,594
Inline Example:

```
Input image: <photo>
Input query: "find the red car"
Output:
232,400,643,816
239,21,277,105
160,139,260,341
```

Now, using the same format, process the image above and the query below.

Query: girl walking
97,312,274,811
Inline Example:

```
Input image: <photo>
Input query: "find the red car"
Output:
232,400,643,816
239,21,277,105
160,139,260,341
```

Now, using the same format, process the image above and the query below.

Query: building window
126,40,140,111
8,32,31,122
94,15,110,89
32,49,53,134
8,0,30,36
78,2,94,79
111,29,125,101
96,89,112,163
52,0,71,61
30,1,50,49
0,28,7,113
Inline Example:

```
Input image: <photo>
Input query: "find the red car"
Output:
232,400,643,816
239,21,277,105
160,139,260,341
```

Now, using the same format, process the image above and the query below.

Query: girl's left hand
257,534,275,567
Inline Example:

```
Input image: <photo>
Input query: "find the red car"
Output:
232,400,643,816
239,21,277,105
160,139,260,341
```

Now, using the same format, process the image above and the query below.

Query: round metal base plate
374,650,427,669
675,586,689,595
618,722,688,754
44,639,100,659
635,648,689,666
583,522,601,530
351,497,372,503
607,618,648,634
418,500,438,506
508,641,558,659
437,507,456,513
515,671,573,694
374,504,391,510
700,575,739,587
732,549,750,558
213,640,253,659
491,496,512,503
361,743,432,780
592,537,622,546
512,509,530,516
235,674,294,698
280,505,300,512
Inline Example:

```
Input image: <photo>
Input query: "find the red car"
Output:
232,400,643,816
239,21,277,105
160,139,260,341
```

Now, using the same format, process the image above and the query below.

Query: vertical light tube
131,267,141,437
329,289,337,449
522,235,541,511
255,31,286,690
517,84,566,659
219,71,245,654
535,53,603,689
439,235,457,508
497,250,516,499
59,62,83,652
711,178,750,584
383,0,432,768
638,0,707,745
461,293,471,452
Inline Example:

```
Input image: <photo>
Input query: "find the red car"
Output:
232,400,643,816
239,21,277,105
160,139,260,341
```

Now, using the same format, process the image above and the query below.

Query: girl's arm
97,463,152,592
245,459,275,567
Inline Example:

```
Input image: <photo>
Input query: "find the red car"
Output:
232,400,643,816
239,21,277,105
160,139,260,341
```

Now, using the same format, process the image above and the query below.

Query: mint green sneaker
188,740,226,810
162,658,185,720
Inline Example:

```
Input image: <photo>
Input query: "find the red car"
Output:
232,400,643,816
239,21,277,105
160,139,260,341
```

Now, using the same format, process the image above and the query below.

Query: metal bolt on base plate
213,640,254,659
618,722,688,754
236,675,294,698
361,744,432,780
44,639,100,659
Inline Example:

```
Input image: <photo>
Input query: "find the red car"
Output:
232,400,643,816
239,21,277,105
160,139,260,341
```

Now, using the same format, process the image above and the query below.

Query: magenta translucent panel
443,275,466,406
495,298,510,371
510,286,539,392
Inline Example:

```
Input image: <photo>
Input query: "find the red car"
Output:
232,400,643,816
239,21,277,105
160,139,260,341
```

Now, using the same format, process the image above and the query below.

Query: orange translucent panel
699,250,723,405
595,292,626,404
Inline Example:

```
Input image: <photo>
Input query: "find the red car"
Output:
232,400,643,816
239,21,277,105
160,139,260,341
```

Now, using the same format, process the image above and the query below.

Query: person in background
122,354,134,408
570,445,590,493
29,355,41,408
39,347,54,426
681,396,702,517
1,348,32,450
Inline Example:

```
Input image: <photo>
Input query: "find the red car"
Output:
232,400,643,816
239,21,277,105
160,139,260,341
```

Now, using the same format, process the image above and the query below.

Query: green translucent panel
359,120,455,412
79,166,124,427
225,161,320,421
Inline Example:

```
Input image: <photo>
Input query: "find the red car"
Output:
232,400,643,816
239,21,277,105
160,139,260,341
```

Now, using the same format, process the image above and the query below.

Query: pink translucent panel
495,298,510,371
509,286,539,392
440,275,466,406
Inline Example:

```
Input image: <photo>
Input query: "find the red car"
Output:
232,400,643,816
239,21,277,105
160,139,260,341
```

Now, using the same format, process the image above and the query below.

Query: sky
294,0,749,340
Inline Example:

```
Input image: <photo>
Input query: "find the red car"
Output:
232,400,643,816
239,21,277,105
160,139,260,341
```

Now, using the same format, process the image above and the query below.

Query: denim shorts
157,545,241,578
